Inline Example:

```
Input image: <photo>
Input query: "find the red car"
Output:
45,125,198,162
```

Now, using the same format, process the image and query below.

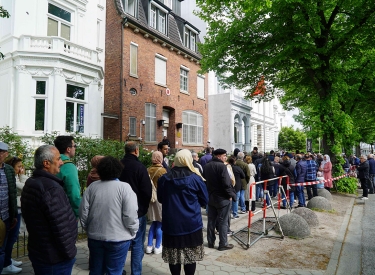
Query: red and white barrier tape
288,174,347,187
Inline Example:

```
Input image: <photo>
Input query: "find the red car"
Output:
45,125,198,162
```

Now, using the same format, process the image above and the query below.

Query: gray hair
368,154,374,159
237,152,244,160
34,145,56,169
191,152,198,157
125,141,138,154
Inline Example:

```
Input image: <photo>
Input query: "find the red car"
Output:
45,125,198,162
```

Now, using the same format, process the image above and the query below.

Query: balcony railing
19,35,100,64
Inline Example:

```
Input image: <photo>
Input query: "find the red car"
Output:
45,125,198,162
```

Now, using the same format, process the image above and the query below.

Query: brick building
104,0,208,151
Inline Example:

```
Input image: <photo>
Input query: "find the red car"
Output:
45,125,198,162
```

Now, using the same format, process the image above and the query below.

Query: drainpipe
120,16,127,142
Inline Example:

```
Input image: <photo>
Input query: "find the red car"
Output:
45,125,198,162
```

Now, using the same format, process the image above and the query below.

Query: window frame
150,1,168,35
180,65,189,93
130,42,138,77
145,103,157,142
197,75,205,99
129,117,137,136
122,0,138,17
155,54,167,86
47,3,72,41
32,79,48,132
182,110,203,145
184,25,198,52
65,83,87,134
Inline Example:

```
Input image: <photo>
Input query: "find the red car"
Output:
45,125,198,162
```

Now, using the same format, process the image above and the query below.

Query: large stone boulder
317,188,333,201
275,213,310,238
292,207,319,227
307,196,332,211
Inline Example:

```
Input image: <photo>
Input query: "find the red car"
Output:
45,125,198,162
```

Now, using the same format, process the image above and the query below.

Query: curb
325,197,355,275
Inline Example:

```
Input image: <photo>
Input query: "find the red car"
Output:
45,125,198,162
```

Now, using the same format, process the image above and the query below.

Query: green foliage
0,6,10,60
196,0,375,163
335,177,358,194
278,126,306,152
0,126,34,169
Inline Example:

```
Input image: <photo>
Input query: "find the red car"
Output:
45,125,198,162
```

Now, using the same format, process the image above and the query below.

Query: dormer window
150,2,168,35
184,26,197,52
162,0,172,9
122,0,137,17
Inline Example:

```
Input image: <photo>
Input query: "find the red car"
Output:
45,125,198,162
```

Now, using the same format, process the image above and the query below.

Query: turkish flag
252,76,266,96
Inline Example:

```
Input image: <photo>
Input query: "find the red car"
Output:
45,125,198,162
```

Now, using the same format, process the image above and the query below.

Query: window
155,55,167,86
47,3,71,41
163,0,172,9
34,80,47,131
130,43,138,77
97,20,101,48
150,3,167,35
197,75,205,98
122,0,137,17
184,27,197,52
180,67,189,92
66,84,85,133
145,103,156,142
182,111,203,145
129,117,136,136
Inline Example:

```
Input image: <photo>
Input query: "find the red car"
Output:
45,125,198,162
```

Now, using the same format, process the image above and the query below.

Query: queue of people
2,138,364,275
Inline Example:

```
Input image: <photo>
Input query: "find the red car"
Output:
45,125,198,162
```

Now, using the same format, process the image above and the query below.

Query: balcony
230,93,251,107
18,35,100,64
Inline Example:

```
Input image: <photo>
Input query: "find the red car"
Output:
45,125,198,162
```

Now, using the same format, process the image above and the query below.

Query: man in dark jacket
203,149,236,251
0,142,18,274
358,156,370,200
119,142,152,275
199,147,212,167
295,154,307,207
21,145,77,274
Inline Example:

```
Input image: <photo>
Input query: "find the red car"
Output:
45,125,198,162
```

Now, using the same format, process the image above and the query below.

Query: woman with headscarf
157,149,208,275
145,151,167,255
319,154,333,192
86,155,104,187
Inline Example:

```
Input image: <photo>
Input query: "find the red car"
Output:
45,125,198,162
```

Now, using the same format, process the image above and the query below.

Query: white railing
19,35,99,64
231,93,251,106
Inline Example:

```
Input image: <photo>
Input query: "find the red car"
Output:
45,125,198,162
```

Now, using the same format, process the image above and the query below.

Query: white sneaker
154,245,162,254
11,259,22,267
1,264,22,274
145,246,154,254
361,197,369,200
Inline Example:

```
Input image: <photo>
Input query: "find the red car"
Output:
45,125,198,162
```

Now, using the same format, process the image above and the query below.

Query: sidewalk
17,192,372,275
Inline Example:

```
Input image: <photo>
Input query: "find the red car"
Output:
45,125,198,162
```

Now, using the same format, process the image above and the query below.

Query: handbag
149,168,162,203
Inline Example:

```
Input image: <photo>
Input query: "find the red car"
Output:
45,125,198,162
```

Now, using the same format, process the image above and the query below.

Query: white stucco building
0,0,105,143
208,73,287,153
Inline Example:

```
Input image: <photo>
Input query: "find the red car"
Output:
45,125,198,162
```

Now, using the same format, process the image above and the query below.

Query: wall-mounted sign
166,88,171,96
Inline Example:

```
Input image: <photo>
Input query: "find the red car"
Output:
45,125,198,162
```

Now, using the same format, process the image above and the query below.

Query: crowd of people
0,137,373,275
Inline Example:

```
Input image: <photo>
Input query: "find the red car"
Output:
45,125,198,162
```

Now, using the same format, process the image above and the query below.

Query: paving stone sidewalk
17,193,367,275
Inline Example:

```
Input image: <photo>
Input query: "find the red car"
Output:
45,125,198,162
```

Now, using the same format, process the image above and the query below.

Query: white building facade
0,0,105,143
208,73,287,154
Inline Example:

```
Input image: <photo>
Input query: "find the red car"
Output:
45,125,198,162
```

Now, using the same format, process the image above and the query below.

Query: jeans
369,174,375,193
270,183,278,197
147,221,162,248
30,256,75,275
0,219,10,274
289,191,295,207
88,238,131,275
232,191,240,217
296,185,305,206
306,180,318,200
4,213,21,267
207,202,231,248
256,184,263,201
239,190,246,211
131,215,147,275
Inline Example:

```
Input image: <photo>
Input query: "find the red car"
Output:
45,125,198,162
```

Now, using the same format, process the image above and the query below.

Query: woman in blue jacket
157,149,208,275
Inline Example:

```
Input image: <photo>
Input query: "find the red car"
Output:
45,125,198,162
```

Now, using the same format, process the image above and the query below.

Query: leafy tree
278,126,306,152
196,0,375,164
0,6,10,59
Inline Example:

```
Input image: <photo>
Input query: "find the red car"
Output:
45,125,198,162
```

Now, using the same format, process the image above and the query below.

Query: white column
13,66,32,135
51,68,66,133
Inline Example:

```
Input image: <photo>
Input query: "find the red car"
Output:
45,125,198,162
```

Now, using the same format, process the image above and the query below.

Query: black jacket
357,160,369,179
21,169,77,264
203,157,236,208
231,165,245,193
279,160,296,192
119,153,152,217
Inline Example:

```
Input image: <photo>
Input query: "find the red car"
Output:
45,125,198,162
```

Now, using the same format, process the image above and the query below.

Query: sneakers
232,215,239,219
238,210,246,214
11,260,22,267
218,244,234,251
145,246,154,254
361,196,369,200
227,230,234,236
153,245,162,254
1,264,22,274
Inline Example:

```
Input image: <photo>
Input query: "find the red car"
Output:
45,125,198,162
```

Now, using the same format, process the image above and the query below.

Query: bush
0,126,34,169
335,177,358,194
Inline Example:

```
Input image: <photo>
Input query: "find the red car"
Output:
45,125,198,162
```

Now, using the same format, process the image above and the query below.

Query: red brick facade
104,0,208,151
